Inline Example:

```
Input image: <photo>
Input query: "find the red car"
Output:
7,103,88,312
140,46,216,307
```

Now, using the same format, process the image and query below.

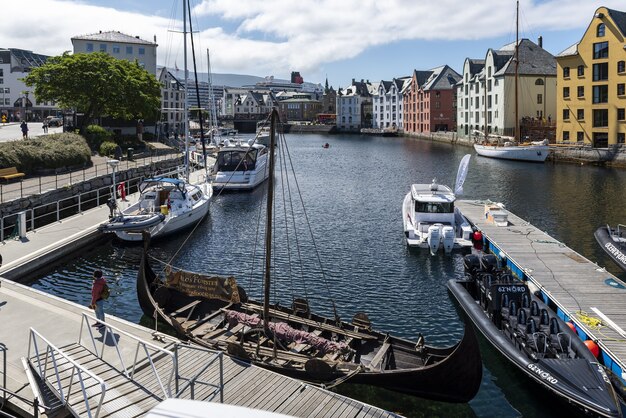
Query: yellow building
556,7,626,147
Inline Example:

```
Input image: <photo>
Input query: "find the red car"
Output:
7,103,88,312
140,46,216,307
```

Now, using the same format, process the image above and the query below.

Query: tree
24,52,161,132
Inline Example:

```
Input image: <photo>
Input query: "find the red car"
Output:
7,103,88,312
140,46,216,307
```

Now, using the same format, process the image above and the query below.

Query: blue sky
1,0,622,88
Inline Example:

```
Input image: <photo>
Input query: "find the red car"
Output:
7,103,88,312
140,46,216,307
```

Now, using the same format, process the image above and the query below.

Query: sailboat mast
183,0,189,180
263,109,277,334
514,0,519,142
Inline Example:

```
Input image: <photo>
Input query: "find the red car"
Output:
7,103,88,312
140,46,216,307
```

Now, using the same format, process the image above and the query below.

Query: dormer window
597,23,605,37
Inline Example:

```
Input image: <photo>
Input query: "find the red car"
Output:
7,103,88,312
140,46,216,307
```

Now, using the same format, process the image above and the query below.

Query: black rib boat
595,225,626,273
137,250,483,402
448,254,621,417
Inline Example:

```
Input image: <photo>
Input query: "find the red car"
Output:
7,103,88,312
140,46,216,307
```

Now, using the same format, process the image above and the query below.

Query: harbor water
31,134,626,417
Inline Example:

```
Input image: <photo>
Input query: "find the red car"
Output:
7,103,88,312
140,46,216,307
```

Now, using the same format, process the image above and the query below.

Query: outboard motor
480,254,499,274
463,254,481,278
442,225,455,254
427,224,442,255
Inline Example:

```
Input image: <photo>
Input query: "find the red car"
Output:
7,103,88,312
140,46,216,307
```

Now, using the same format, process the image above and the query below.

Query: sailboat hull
473,144,549,162
137,251,483,403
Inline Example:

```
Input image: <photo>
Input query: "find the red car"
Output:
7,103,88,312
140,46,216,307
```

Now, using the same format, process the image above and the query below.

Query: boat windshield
216,149,258,171
415,201,454,214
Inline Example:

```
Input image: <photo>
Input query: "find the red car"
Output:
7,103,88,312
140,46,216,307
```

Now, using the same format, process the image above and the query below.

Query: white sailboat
473,0,550,163
402,154,474,254
99,0,211,241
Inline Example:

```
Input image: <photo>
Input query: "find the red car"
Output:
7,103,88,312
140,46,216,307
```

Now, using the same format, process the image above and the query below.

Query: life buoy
117,183,126,200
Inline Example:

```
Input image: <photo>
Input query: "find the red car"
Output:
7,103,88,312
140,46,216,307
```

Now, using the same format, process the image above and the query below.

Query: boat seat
538,309,550,332
529,300,540,317
521,293,530,309
515,308,528,335
502,300,517,323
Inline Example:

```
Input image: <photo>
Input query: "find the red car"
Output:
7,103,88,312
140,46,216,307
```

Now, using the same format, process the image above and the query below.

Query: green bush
99,141,118,157
85,124,113,151
0,133,91,173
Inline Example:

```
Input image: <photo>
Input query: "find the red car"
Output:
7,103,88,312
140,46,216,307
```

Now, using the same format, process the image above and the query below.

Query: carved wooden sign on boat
165,268,241,303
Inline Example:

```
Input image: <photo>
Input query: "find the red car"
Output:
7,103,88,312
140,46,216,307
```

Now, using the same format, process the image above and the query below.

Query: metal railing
173,344,224,403
79,314,175,399
27,328,105,418
0,151,182,204
0,166,183,242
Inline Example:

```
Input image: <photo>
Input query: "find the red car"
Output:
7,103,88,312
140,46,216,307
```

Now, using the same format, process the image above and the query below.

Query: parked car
46,116,62,127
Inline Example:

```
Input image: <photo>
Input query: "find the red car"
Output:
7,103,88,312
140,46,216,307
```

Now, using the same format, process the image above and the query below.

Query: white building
457,38,556,139
0,48,58,122
336,79,372,131
373,77,409,129
71,31,158,75
157,67,185,136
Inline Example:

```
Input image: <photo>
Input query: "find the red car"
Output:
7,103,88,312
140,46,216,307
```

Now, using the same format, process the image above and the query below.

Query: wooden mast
514,0,519,142
263,108,277,334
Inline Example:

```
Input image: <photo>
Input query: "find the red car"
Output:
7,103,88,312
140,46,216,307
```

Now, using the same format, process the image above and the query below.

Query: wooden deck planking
458,199,626,377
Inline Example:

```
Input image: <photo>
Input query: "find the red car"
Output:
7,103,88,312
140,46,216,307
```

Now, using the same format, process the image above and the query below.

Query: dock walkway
0,280,399,417
457,199,626,382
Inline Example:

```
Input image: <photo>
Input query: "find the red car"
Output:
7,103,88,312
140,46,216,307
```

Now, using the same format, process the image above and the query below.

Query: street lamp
106,159,120,219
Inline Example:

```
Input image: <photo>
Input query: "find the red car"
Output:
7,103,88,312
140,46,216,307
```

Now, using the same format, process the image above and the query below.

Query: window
112,45,120,54
563,87,570,98
577,109,584,120
597,23,605,37
563,109,570,120
618,84,625,96
593,42,608,59
593,109,608,127
537,94,542,104
578,65,585,76
618,108,625,121
578,86,584,98
535,78,544,85
126,46,133,54
577,131,584,142
0,78,2,85
99,44,107,52
138,47,145,55
618,133,625,144
619,61,626,73
563,131,570,141
593,132,608,147
0,69,2,76
593,85,608,103
593,63,608,81
86,43,93,52
563,67,570,78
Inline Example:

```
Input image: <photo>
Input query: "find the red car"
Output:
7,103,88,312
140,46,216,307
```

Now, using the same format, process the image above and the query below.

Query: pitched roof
413,70,434,87
493,39,555,76
423,65,462,90
72,31,156,45
467,59,485,76
607,8,626,36
557,43,579,57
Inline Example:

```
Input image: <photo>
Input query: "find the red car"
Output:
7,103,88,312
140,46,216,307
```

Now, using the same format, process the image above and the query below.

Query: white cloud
1,0,622,81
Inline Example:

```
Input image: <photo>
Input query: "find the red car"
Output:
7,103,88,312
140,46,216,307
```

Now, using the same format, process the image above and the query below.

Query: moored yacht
256,120,271,146
402,180,473,254
212,139,269,192
99,177,211,242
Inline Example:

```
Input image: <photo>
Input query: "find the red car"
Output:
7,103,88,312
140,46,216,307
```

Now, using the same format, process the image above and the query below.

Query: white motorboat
100,177,211,242
256,120,271,146
402,155,474,254
473,140,549,162
212,139,269,191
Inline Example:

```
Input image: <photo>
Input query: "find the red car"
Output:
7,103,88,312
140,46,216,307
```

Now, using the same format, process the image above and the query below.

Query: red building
403,65,461,134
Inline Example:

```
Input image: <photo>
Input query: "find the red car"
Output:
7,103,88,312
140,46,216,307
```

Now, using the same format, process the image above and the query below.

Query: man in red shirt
89,270,106,329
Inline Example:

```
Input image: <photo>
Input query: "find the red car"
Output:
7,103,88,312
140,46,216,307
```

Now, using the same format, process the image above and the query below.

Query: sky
2,0,624,88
